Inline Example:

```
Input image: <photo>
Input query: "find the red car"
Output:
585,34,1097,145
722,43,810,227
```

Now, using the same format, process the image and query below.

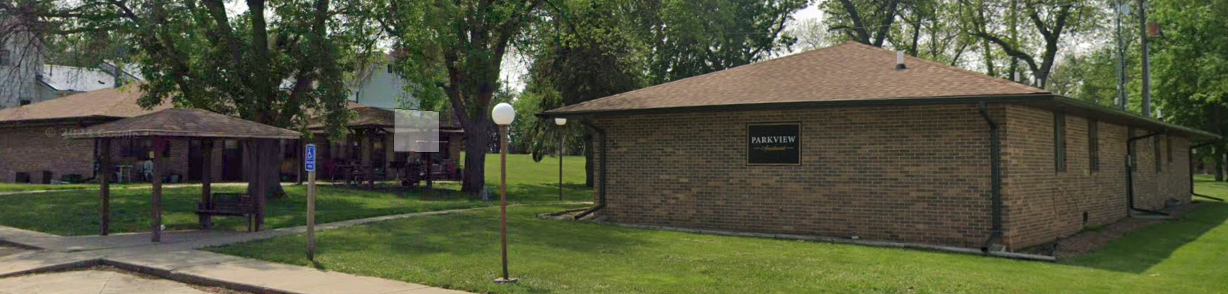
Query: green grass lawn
0,183,141,193
207,170,1228,294
0,154,587,236
0,185,488,236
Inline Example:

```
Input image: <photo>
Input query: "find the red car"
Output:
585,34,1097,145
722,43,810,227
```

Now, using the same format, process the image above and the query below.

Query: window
0,49,10,66
1054,112,1067,172
1167,135,1173,163
1154,136,1162,172
1088,119,1099,172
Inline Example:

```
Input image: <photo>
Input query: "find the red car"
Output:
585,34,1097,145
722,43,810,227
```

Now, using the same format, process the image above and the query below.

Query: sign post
305,144,317,261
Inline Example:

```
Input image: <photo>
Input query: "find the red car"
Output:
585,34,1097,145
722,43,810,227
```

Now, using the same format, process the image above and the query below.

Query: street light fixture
491,103,516,284
554,117,567,201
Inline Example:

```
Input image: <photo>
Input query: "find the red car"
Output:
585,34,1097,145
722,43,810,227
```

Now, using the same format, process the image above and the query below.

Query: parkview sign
747,123,801,165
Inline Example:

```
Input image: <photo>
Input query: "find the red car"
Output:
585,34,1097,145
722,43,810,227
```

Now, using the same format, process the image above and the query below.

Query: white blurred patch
394,110,440,153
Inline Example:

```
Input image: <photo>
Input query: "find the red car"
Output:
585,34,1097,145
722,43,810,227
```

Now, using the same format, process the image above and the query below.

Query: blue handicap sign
305,144,317,172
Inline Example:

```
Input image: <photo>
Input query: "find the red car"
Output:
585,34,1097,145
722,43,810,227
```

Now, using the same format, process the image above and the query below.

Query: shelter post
98,138,111,236
151,137,165,242
384,134,394,183
362,131,374,190
200,139,214,229
297,139,305,185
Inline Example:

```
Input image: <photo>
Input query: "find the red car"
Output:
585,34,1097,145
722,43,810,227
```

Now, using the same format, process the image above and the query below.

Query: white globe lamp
492,103,515,126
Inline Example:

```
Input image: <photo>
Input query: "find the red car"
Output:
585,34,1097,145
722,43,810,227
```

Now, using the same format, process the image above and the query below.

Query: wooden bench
196,193,258,232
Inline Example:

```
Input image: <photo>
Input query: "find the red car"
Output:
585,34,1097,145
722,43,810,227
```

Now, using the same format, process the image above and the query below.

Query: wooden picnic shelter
65,108,301,242
306,103,464,190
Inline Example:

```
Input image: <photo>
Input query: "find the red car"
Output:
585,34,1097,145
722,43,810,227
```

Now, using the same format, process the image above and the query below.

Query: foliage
639,0,808,84
1048,47,1121,107
512,0,648,159
966,0,1104,89
380,0,544,195
1152,0,1228,173
821,0,903,47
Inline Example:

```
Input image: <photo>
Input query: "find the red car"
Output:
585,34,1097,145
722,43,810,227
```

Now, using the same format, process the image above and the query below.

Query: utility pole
1009,0,1019,83
1139,0,1152,117
1115,0,1129,111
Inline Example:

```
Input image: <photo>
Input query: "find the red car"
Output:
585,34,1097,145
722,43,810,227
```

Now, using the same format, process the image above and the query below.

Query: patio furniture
114,165,132,184
195,193,258,231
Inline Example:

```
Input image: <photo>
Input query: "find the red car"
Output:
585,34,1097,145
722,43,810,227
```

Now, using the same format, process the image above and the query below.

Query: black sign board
747,123,801,165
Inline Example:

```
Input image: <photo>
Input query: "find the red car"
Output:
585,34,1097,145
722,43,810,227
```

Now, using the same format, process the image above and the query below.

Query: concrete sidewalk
0,207,485,294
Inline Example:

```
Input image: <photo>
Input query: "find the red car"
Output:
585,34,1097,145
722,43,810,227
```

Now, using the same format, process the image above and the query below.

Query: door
222,140,243,181
187,140,203,181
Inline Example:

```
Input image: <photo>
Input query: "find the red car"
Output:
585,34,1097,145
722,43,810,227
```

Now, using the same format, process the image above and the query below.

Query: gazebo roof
64,108,302,139
309,102,462,131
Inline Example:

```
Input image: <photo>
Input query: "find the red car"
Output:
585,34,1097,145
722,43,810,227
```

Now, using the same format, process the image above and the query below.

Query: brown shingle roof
0,86,170,123
544,42,1049,115
309,102,462,130
64,108,301,139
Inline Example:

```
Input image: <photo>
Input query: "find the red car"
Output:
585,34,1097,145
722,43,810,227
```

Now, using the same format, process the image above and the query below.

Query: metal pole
496,125,515,283
1139,0,1152,117
1116,0,1128,111
307,169,316,261
559,131,564,201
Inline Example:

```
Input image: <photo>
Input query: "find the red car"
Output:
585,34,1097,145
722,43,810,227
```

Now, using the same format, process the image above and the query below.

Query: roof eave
536,93,1221,140
537,93,1055,118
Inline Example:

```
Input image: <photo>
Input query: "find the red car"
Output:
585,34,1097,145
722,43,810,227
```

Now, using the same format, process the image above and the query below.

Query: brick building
0,86,461,185
542,42,1218,251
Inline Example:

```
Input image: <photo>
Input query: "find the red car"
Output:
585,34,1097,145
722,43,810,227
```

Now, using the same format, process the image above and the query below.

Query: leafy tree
1047,47,1120,107
822,0,903,47
519,0,804,186
15,0,368,202
381,0,544,195
1152,0,1228,180
893,0,976,65
782,17,832,52
968,0,1103,88
637,0,808,84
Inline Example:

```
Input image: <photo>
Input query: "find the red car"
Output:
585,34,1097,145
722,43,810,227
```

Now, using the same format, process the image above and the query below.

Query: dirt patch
537,208,593,220
1050,203,1199,259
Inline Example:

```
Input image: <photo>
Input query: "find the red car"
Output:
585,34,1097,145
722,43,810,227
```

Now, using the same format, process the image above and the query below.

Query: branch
972,31,1039,76
201,0,243,65
837,0,872,44
871,0,902,47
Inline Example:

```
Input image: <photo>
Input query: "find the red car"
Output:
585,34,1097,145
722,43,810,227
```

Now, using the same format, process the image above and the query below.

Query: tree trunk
584,131,594,187
461,119,493,195
1218,151,1226,182
245,139,286,200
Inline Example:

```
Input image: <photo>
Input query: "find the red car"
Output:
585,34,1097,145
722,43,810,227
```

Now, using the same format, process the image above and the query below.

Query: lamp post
555,117,567,201
491,103,516,284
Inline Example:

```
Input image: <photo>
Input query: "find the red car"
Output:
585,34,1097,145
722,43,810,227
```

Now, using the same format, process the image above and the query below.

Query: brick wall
1,122,208,183
592,104,1002,248
0,125,98,183
588,103,1195,250
974,105,1189,249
